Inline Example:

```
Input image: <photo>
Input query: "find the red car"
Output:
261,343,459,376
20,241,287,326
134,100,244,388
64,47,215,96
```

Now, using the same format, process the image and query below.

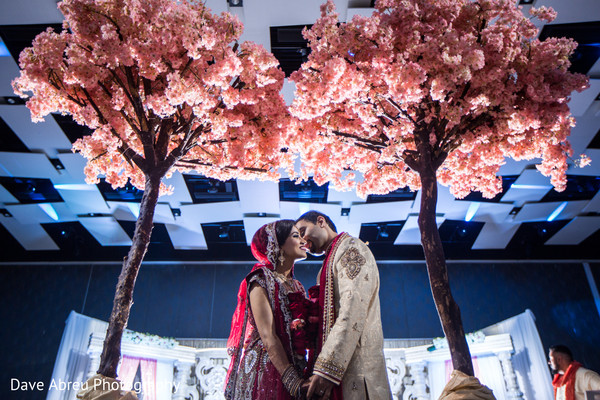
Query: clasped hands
299,375,335,400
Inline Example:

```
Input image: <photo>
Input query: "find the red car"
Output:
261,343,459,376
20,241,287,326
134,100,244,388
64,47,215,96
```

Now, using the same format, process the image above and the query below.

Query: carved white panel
196,357,228,400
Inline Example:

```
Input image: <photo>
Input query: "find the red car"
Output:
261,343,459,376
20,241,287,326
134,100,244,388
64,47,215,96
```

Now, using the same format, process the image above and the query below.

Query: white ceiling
0,0,599,259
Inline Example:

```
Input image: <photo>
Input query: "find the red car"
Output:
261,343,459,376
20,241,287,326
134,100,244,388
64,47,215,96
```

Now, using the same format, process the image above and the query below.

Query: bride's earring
278,249,285,266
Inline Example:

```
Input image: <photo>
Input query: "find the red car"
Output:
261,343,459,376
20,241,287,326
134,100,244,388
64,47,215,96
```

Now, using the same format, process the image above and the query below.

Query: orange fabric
552,361,582,400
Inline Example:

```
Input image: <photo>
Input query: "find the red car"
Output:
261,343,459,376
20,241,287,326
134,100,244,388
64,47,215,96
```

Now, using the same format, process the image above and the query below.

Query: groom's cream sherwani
313,233,392,399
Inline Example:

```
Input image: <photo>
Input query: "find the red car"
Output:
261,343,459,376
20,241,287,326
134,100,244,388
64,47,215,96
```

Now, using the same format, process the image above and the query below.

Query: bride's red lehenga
224,222,314,400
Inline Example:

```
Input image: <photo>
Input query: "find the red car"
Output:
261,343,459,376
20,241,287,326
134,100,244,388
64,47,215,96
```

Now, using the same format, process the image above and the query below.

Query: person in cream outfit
296,211,392,400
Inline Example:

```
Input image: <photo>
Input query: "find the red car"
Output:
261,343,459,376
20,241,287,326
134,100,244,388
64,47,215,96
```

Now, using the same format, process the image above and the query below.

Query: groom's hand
306,375,335,399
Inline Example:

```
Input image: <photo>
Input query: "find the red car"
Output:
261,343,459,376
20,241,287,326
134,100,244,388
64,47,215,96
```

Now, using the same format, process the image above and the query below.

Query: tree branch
47,71,86,107
124,66,149,132
155,118,173,161
175,159,269,173
385,97,417,125
80,87,145,170
332,130,387,147
108,69,139,117
87,8,124,42
96,80,141,134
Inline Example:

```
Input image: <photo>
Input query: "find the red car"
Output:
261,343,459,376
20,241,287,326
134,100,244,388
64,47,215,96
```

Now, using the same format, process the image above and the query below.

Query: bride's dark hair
275,219,296,246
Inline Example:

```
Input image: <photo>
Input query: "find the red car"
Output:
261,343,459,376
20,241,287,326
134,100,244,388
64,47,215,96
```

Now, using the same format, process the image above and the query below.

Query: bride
224,220,313,400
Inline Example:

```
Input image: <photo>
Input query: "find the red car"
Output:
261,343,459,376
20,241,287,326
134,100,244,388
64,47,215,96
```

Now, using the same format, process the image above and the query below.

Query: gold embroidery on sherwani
340,247,365,280
314,357,345,383
322,233,349,345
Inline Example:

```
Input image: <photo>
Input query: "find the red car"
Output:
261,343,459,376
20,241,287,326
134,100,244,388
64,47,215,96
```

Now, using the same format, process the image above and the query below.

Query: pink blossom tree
13,0,292,379
290,0,589,375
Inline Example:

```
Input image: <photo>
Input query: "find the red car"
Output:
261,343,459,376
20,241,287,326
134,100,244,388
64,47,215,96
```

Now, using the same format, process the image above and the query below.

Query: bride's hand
299,379,310,399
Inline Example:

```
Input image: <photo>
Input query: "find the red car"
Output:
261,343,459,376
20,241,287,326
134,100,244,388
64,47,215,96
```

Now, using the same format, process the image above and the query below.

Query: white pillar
172,361,194,400
386,357,407,400
86,351,101,380
409,361,429,400
498,351,524,400
196,357,228,400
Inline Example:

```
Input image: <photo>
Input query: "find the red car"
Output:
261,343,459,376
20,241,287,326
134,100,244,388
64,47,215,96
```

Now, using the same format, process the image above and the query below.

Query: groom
296,211,392,400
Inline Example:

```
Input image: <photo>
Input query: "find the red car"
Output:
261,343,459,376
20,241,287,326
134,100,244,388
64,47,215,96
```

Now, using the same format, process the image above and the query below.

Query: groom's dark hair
296,211,337,233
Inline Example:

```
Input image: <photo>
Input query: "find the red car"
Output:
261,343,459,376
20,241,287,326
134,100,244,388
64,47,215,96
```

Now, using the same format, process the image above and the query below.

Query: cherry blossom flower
290,0,589,199
12,0,291,380
13,0,292,192
289,0,589,377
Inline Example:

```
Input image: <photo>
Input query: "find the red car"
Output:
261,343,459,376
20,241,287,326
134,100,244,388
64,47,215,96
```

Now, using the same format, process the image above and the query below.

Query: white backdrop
483,309,554,400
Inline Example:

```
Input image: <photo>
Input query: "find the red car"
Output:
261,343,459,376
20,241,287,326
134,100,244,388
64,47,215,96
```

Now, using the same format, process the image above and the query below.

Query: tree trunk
96,173,162,378
418,167,475,376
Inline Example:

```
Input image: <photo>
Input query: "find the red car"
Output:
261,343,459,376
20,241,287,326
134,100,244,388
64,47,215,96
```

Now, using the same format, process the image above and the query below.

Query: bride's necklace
272,269,293,285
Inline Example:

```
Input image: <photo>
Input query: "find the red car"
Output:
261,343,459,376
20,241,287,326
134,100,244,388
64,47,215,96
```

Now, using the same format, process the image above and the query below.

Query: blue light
465,202,480,222
0,40,9,57
348,50,355,57
54,184,96,191
547,201,568,222
510,184,552,190
39,204,59,221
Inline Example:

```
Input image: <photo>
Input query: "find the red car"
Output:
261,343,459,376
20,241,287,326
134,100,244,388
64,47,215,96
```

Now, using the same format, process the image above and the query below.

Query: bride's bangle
281,364,302,397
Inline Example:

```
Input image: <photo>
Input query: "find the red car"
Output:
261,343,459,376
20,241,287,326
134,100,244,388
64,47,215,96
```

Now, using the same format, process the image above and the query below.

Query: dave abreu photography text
10,378,179,393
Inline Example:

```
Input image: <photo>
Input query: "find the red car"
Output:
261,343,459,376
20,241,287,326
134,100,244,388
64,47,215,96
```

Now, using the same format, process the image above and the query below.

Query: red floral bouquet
288,291,320,357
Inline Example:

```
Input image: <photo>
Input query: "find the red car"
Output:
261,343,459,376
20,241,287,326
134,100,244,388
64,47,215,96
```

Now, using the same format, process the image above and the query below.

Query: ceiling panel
472,203,515,224
158,171,193,207
78,216,132,246
204,0,228,14
0,106,71,155
514,200,589,222
107,201,141,222
152,203,177,224
569,79,600,117
243,216,279,245
237,179,280,214
180,201,244,225
569,149,600,176
0,183,17,203
0,151,60,179
165,223,207,250
347,8,374,19
583,189,600,213
349,201,413,223
0,0,598,262
57,187,110,215
327,186,366,208
0,0,63,25
5,202,76,224
497,158,531,176
589,55,600,78
440,200,472,221
471,222,521,250
545,216,600,245
279,201,341,218
568,114,600,155
0,57,19,96
0,217,58,250
535,0,600,25
500,169,553,205
335,216,362,238
394,215,445,245
55,153,89,184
